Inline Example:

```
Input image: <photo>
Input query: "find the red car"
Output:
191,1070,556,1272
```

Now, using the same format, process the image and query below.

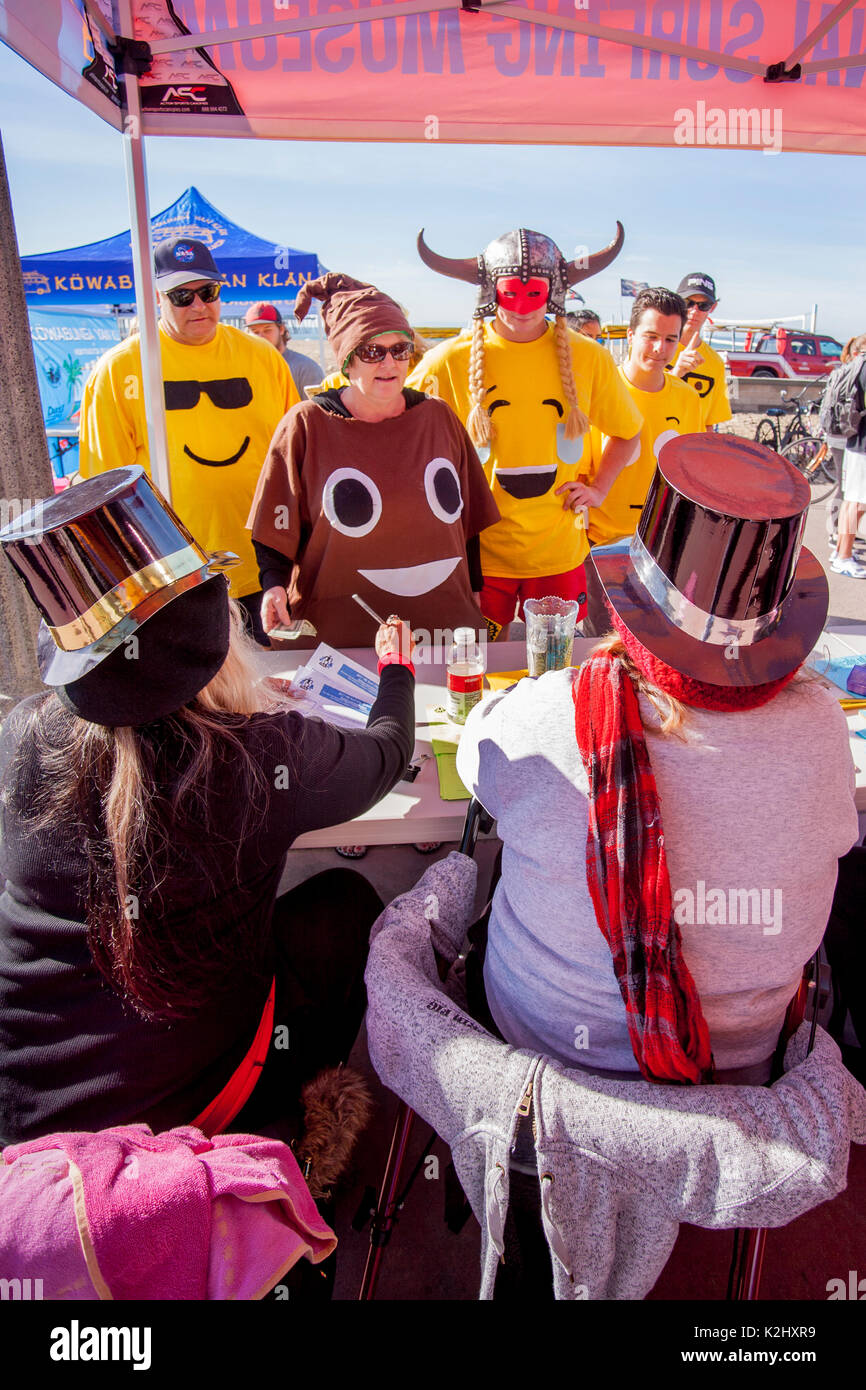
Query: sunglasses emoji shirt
79,323,298,598
249,391,500,648
407,323,641,580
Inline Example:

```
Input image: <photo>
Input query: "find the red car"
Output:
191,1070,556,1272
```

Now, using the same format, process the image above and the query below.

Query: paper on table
301,643,381,701
423,702,471,799
291,664,374,729
808,650,866,699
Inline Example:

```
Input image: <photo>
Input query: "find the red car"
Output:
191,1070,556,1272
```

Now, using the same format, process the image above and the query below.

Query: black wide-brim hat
591,434,828,687
0,467,238,725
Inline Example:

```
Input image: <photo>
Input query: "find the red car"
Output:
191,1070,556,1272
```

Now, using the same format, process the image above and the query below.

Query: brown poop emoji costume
249,273,500,647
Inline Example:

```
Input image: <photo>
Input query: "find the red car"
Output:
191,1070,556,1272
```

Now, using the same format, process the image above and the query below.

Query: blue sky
1,39,863,336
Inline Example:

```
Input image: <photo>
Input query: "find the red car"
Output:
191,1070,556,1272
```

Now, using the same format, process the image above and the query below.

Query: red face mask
495,276,550,315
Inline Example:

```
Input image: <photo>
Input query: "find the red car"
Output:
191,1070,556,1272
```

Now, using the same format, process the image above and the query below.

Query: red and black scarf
572,617,798,1085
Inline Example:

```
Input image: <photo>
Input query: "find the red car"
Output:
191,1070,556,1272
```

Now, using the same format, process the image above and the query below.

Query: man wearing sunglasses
79,237,298,641
667,272,732,431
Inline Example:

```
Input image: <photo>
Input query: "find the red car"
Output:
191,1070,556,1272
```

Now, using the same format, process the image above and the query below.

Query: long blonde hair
465,314,590,450
2,600,297,1019
590,632,689,735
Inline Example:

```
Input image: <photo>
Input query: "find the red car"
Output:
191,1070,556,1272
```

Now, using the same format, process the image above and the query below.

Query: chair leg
727,1227,767,1300
357,1101,416,1301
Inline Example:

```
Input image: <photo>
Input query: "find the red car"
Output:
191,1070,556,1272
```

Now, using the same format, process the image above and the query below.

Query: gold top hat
0,467,238,691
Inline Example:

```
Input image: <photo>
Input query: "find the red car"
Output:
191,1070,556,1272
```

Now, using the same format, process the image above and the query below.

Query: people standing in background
588,288,704,546
244,301,325,398
566,309,603,342
829,334,866,579
408,226,641,636
668,272,732,431
582,288,705,634
78,238,298,645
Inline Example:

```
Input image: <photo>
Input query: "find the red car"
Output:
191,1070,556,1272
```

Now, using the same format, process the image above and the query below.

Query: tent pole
0,129,54,705
115,0,171,501
784,0,859,68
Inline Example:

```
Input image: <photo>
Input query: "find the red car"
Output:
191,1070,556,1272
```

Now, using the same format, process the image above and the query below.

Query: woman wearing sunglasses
249,272,500,650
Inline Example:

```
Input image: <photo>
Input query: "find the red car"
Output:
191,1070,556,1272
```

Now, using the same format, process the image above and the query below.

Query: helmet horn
417,229,479,286
567,221,625,285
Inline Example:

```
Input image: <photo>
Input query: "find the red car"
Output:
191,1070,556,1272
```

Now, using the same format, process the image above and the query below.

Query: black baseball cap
677,272,717,303
154,236,223,292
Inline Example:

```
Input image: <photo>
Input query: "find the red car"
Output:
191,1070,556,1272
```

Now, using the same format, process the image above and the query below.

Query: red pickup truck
722,327,843,379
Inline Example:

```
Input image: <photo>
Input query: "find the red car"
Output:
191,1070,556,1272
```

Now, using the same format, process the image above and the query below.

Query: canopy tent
2,0,864,501
1,0,865,153
20,185,324,306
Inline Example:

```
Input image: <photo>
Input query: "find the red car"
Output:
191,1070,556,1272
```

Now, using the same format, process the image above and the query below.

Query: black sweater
0,666,413,1144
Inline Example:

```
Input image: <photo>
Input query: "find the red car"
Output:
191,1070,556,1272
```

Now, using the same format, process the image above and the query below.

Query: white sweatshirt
456,668,859,1075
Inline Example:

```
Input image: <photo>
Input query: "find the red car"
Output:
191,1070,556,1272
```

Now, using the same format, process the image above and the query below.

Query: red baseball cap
244,302,283,326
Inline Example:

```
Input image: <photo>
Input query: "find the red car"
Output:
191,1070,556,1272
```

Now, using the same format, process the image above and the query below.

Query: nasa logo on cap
174,243,196,263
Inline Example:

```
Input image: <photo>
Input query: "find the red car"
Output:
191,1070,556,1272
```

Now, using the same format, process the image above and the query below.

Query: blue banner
29,308,121,476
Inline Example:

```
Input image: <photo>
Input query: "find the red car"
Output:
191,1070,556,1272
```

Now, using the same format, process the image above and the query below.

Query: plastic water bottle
446,627,485,724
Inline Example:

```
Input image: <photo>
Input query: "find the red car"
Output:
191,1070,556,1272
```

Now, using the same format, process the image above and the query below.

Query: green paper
432,750,471,801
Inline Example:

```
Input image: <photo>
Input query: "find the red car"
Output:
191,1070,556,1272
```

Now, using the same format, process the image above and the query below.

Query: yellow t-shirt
407,323,641,579
78,323,298,598
311,370,349,393
587,367,705,547
669,338,732,427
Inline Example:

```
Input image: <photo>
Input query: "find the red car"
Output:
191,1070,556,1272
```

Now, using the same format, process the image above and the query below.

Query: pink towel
1,1126,336,1300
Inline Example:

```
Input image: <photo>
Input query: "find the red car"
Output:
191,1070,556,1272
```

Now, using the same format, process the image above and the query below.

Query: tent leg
116,0,171,501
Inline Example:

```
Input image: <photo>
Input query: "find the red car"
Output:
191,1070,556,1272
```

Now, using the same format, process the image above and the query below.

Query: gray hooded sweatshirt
366,853,866,1301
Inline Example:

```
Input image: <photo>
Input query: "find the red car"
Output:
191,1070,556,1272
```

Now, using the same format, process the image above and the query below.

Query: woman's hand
555,479,603,514
261,585,291,632
375,615,414,665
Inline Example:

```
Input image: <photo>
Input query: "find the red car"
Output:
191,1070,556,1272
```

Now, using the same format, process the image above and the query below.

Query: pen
352,593,387,627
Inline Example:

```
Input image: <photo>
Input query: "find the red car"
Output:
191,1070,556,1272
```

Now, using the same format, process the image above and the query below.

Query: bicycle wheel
779,437,836,503
754,418,778,450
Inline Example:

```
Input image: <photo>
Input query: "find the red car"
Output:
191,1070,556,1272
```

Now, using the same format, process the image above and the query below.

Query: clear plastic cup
524,596,579,677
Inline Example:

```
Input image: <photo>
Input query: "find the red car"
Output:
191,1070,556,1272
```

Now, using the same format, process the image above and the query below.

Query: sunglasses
686,299,713,312
353,340,413,364
164,377,253,411
165,282,222,308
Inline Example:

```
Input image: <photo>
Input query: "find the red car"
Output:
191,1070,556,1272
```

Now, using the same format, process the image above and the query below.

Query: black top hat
0,468,237,725
591,435,828,687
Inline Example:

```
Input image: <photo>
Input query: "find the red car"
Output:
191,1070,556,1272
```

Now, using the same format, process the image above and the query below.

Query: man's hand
261,585,291,632
670,330,704,377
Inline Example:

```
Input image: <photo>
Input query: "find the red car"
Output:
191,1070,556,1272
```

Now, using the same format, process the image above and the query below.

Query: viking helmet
417,224,624,318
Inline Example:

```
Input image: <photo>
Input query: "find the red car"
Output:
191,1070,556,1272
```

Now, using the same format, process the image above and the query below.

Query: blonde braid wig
554,315,590,439
466,317,492,449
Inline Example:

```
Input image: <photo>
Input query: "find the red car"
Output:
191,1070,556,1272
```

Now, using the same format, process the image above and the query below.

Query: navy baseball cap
154,236,222,291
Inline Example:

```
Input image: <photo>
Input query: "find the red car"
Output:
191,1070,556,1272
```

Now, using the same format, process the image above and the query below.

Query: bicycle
753,385,822,454
777,434,838,503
